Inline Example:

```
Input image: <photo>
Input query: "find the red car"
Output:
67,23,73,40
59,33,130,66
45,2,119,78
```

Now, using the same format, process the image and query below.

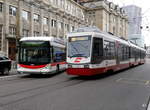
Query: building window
34,31,39,36
60,0,64,8
0,25,2,51
33,14,39,22
43,17,48,25
0,2,3,12
9,6,17,16
58,22,61,29
9,26,16,36
58,21,63,29
51,19,57,28
22,29,29,37
65,24,69,31
61,22,64,29
71,26,74,32
22,10,29,20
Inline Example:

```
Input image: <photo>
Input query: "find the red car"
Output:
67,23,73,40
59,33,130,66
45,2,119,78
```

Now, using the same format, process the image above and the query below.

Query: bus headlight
84,64,89,68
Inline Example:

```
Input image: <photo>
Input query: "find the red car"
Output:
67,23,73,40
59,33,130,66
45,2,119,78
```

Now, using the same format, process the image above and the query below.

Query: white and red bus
17,37,66,74
66,27,146,76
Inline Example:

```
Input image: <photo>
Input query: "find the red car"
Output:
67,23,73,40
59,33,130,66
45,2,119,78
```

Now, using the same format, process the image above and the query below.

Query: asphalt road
0,60,150,110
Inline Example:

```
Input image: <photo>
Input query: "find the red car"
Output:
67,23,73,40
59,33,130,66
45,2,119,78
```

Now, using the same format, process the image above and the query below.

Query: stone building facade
0,0,129,60
82,0,128,39
0,0,88,60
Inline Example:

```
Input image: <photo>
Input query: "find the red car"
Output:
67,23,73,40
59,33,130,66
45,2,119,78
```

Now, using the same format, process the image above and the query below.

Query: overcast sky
109,0,150,46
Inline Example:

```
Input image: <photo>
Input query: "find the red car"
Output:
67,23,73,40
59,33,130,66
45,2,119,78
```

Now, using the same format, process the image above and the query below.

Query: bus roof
20,36,66,48
20,36,59,41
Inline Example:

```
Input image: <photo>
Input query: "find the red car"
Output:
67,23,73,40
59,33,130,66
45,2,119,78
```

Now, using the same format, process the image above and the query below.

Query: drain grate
116,78,150,86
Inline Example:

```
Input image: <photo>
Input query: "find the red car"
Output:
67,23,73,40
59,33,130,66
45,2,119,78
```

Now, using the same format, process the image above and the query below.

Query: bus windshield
68,36,91,58
19,41,51,65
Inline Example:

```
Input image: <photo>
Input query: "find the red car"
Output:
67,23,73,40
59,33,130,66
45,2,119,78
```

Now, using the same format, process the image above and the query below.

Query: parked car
0,56,11,75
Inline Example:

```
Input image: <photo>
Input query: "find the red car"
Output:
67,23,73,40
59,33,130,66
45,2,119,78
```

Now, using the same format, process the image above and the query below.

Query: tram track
0,74,87,107
0,75,38,86
0,72,64,86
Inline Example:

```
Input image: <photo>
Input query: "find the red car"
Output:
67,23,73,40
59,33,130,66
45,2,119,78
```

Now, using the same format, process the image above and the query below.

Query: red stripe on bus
19,64,47,69
51,62,66,66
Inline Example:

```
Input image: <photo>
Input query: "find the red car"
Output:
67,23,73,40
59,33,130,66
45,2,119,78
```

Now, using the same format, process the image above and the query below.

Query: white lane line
0,74,27,80
145,81,150,85
116,78,122,82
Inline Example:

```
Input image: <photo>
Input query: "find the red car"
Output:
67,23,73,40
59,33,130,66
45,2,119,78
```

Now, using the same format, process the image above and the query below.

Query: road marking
116,78,150,86
142,104,147,108
0,74,27,80
145,81,150,85
116,78,122,82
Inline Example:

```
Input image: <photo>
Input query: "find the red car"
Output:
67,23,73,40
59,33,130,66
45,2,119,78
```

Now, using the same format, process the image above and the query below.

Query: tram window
110,42,115,59
119,45,122,60
130,47,134,58
120,45,129,61
104,41,115,60
126,46,129,59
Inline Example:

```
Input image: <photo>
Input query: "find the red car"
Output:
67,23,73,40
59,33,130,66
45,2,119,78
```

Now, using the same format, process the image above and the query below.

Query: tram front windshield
68,36,91,58
19,41,50,65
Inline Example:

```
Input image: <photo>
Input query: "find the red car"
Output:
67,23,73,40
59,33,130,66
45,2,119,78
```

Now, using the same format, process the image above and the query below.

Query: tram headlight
84,64,89,68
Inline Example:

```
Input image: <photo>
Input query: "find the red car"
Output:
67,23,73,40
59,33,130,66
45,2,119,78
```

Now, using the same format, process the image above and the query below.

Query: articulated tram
66,27,146,76
17,37,66,74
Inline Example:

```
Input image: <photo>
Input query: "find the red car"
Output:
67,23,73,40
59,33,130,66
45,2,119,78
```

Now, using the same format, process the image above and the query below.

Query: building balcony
6,34,17,39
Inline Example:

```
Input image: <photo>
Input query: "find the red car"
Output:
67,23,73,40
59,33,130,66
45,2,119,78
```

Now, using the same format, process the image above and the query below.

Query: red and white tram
17,37,66,74
66,27,146,76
